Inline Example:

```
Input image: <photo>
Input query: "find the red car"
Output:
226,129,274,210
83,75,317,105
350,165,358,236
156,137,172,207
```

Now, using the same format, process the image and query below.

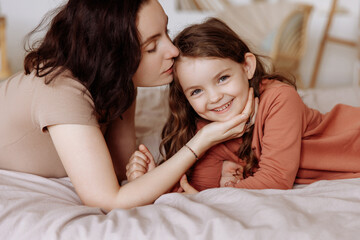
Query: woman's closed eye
146,42,157,53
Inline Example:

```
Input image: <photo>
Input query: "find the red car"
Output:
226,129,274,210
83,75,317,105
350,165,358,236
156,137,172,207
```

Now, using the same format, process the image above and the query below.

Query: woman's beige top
190,80,360,191
0,71,98,177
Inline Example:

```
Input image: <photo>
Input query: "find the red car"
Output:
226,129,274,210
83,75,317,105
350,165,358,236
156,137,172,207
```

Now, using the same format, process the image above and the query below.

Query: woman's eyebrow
141,34,161,47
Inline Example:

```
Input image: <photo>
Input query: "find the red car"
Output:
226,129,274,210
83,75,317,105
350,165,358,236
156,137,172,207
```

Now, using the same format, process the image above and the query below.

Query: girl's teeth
214,101,231,111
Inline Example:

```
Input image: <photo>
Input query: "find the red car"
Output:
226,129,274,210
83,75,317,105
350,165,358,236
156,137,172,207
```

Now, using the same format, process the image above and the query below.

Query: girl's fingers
127,170,146,182
126,161,149,181
126,161,147,173
126,145,158,182
126,150,149,182
126,151,148,170
180,175,198,194
224,181,236,187
138,144,153,163
138,144,156,171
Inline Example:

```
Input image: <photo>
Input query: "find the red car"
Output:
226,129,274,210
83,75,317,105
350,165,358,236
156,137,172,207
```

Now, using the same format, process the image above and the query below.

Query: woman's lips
163,63,174,74
163,66,173,74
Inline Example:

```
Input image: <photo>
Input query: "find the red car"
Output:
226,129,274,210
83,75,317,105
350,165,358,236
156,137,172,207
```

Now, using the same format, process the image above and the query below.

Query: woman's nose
165,39,179,59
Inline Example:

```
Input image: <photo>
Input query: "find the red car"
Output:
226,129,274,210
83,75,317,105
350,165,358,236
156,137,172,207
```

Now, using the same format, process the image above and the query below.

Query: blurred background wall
0,0,358,88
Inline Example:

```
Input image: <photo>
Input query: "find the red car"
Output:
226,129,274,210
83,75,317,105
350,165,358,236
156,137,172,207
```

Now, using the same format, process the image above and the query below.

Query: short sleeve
31,75,99,132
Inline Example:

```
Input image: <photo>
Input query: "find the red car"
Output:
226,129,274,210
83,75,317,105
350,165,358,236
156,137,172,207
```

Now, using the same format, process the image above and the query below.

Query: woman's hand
126,144,156,182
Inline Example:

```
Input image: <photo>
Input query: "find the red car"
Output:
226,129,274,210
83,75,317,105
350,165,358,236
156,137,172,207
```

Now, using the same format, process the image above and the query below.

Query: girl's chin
213,112,241,122
207,115,233,123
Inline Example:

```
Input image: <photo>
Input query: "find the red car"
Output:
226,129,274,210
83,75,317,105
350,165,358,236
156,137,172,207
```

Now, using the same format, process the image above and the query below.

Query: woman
0,0,254,211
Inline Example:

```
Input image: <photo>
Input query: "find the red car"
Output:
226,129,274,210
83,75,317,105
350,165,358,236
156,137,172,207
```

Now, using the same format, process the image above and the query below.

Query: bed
1,85,360,239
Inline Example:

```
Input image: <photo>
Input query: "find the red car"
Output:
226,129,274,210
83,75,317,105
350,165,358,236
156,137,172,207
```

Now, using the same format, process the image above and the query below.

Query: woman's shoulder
34,69,94,104
31,70,98,131
42,69,87,90
28,70,91,103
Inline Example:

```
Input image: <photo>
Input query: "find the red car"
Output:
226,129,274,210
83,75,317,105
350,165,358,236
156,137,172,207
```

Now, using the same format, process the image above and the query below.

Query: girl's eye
190,89,202,96
219,75,229,83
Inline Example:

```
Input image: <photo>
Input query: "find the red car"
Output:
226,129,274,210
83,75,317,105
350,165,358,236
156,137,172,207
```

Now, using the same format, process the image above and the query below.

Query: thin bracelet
184,144,199,161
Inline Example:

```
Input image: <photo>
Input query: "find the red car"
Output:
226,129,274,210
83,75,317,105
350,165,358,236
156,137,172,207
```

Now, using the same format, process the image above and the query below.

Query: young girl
0,0,252,211
156,18,360,192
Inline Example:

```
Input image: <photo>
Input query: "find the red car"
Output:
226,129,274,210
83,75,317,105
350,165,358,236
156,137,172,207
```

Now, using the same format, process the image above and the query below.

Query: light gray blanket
1,169,360,240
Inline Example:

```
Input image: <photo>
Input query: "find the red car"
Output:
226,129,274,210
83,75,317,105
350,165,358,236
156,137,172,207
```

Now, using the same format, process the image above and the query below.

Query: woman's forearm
113,130,214,209
114,145,198,209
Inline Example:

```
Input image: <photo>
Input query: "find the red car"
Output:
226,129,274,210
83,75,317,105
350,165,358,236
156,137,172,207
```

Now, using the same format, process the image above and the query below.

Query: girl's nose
208,90,223,103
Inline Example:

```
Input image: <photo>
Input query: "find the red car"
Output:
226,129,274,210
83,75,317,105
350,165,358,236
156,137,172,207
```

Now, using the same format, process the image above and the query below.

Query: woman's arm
48,88,256,211
48,116,247,211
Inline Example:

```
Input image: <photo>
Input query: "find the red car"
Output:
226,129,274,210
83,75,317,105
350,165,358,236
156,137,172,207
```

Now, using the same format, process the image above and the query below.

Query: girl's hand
220,160,243,187
199,88,259,146
177,174,199,194
126,144,156,182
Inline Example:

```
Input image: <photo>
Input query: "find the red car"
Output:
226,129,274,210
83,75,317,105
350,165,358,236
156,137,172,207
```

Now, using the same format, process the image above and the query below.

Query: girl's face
177,55,256,122
132,0,179,87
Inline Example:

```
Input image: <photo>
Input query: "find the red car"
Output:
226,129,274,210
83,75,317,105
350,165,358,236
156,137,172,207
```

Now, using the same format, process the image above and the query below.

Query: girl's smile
212,99,233,113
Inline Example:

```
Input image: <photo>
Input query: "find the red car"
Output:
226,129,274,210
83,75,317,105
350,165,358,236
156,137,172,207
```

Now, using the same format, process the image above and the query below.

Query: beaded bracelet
184,144,199,161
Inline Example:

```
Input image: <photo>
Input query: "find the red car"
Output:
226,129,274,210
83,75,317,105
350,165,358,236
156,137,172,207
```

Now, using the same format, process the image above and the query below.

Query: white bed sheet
1,169,360,239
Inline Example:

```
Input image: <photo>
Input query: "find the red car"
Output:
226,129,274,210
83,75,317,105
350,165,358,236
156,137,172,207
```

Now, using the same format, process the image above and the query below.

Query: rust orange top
189,80,360,191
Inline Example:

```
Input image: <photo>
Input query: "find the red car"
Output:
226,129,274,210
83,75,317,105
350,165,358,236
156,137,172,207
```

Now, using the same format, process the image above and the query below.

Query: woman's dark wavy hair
160,18,296,179
24,0,149,123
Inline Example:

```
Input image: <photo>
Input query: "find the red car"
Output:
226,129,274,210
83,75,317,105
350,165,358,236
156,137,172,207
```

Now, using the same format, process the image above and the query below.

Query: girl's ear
243,53,256,79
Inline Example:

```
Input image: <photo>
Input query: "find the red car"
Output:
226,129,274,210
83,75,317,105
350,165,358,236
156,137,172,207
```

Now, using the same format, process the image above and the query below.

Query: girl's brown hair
160,18,295,178
24,0,149,123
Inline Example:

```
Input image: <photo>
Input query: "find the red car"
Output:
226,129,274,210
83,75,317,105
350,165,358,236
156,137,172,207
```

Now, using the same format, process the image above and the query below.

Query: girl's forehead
176,57,239,70
177,56,238,64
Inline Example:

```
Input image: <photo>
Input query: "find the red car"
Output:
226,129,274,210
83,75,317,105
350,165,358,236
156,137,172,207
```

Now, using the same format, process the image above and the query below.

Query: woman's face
133,0,179,87
177,55,255,122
